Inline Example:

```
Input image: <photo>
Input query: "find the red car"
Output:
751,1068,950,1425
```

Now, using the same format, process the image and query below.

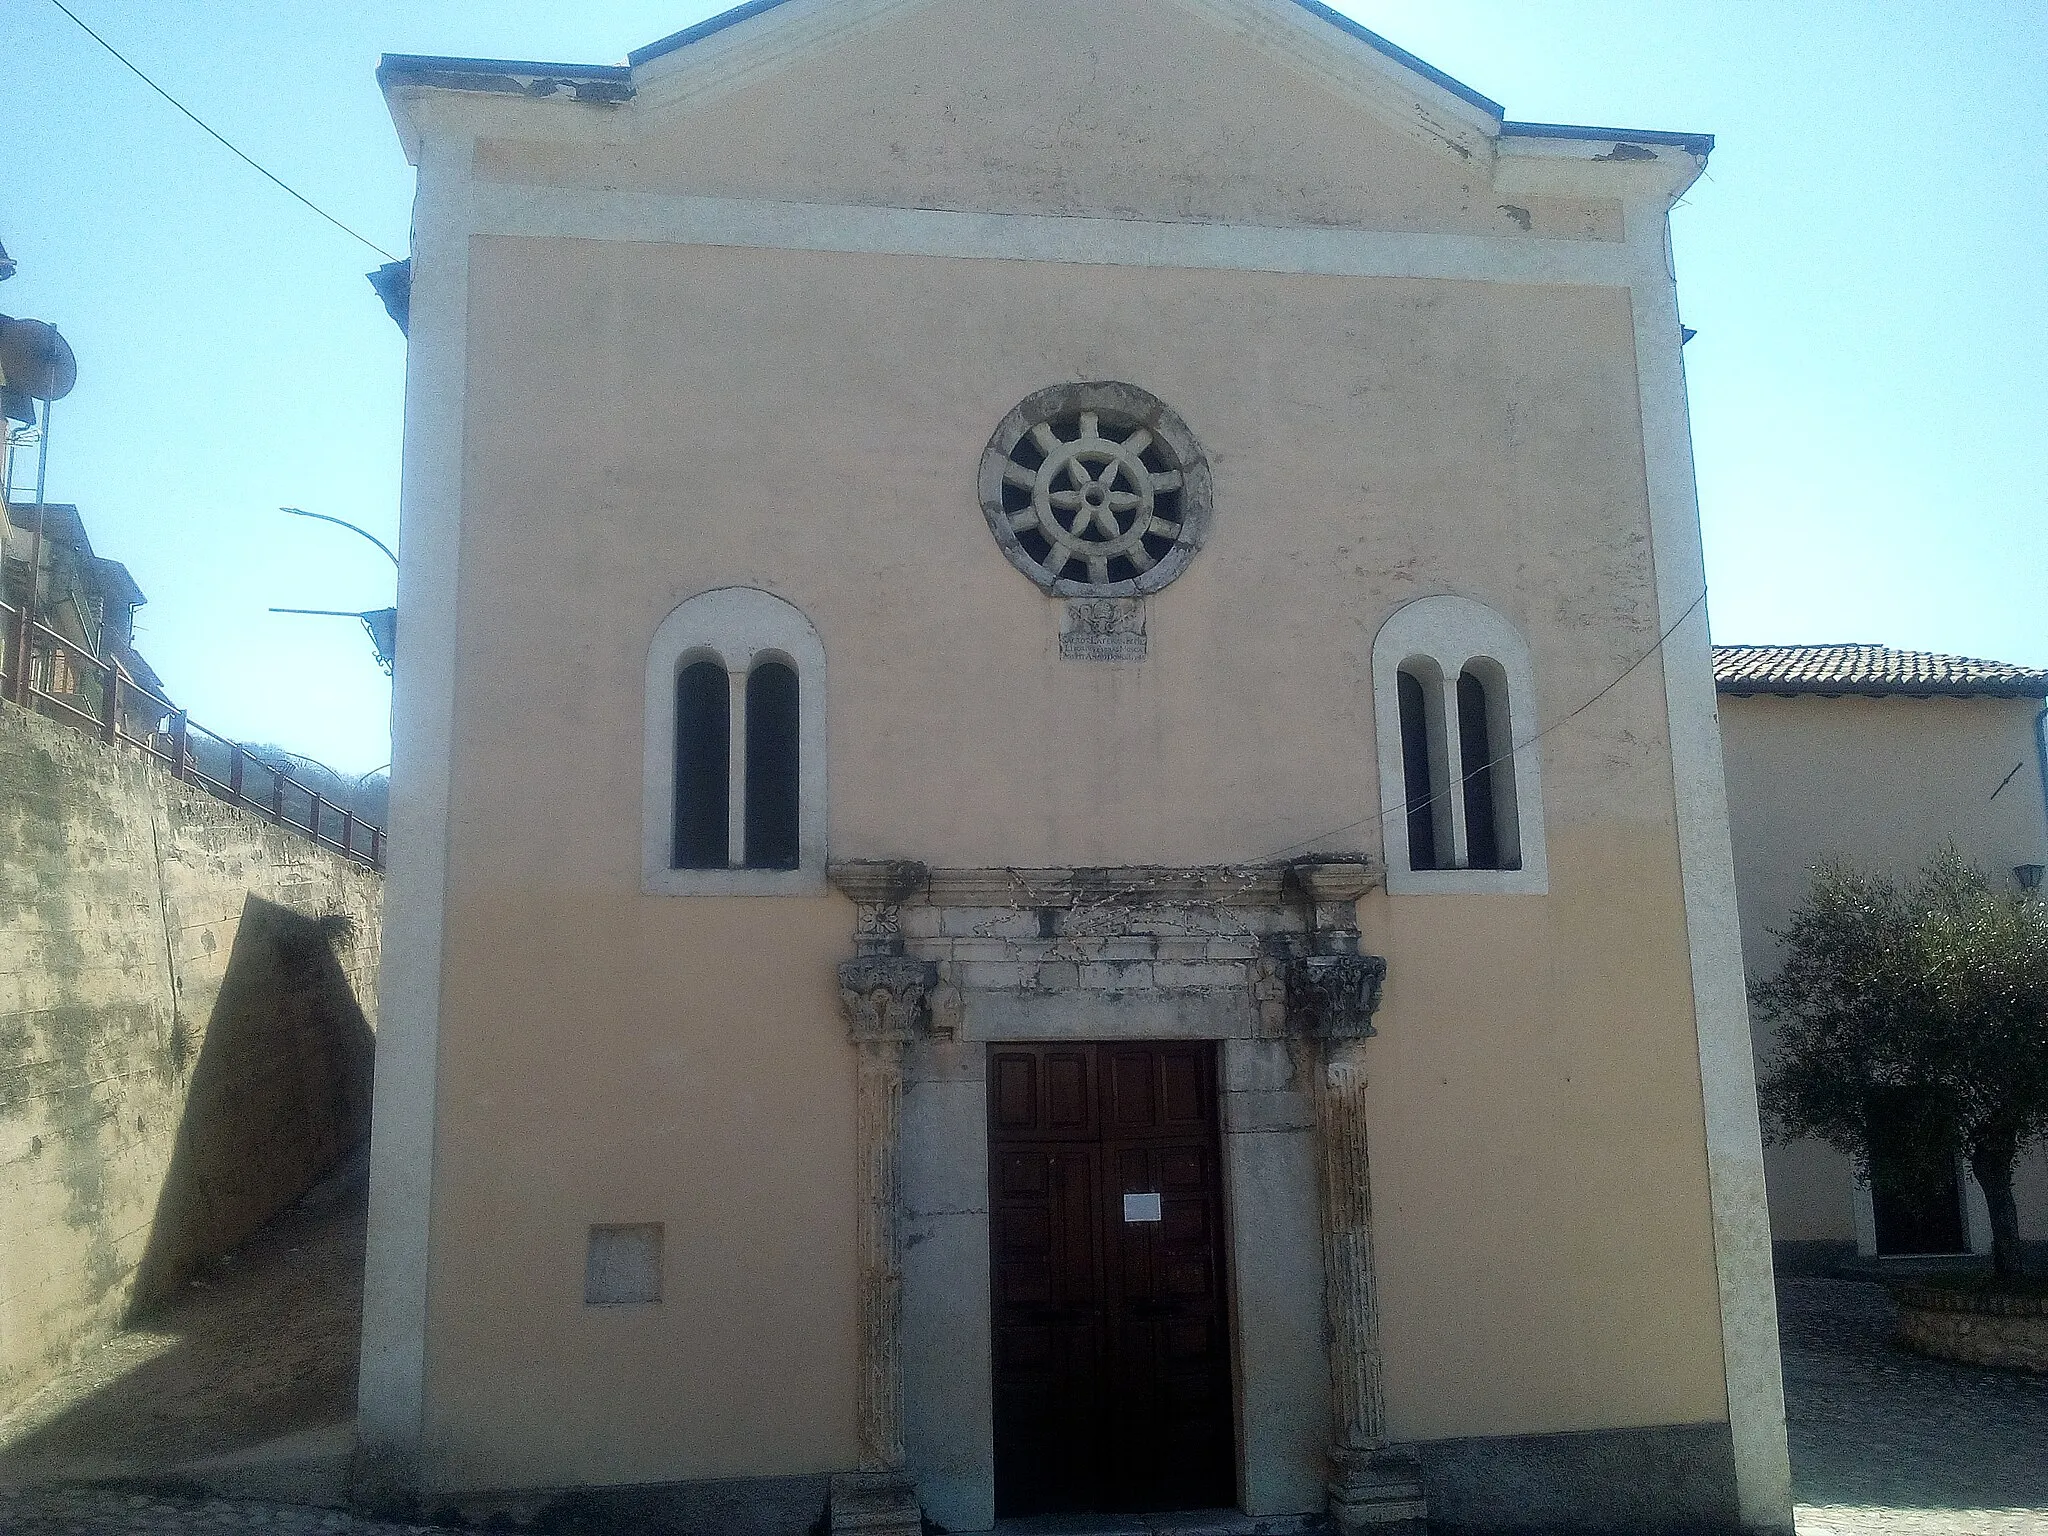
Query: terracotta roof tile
1713,644,2048,699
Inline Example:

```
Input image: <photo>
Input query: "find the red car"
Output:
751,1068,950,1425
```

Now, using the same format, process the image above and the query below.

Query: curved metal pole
280,506,397,566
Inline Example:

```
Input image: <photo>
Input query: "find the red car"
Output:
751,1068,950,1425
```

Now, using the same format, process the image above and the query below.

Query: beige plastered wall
1721,691,2048,1243
474,0,1623,243
415,227,1728,1491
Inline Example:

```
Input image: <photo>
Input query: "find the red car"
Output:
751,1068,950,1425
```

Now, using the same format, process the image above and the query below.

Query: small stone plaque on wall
585,1223,663,1305
1060,598,1146,661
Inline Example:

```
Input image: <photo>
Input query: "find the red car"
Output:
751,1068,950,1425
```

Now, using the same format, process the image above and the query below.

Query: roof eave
627,0,1508,124
1496,121,1712,202
630,0,800,66
1282,0,1503,119
378,53,634,164
1503,120,1713,158
376,54,634,96
1717,682,2048,701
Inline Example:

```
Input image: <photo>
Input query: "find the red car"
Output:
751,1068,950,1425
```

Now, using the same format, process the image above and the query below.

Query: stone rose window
978,382,1211,597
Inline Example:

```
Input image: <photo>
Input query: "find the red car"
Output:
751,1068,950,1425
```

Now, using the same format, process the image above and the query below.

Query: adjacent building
2,501,169,737
1717,643,2048,1266
360,3,1791,1532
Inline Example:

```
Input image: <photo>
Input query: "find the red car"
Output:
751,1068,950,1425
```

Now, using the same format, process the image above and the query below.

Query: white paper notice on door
1122,1192,1162,1223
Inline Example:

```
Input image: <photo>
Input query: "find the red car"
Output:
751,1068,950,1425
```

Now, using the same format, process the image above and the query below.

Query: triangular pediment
473,0,1543,233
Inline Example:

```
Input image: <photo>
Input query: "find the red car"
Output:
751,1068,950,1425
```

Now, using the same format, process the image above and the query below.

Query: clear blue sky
6,0,2043,774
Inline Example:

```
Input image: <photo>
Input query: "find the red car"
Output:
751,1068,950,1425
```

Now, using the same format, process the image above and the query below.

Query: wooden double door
988,1040,1236,1517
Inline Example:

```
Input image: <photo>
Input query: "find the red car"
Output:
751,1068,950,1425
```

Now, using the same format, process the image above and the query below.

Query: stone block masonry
1893,1284,2048,1375
0,699,381,1416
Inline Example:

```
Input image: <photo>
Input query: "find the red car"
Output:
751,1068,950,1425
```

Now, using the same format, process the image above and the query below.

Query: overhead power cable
48,0,399,263
1259,586,1711,863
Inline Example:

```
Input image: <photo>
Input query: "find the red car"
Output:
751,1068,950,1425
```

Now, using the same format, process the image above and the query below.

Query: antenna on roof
0,318,78,506
1,318,77,707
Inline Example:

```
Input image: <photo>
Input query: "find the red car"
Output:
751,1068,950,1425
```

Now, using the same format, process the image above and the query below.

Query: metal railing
2,593,385,871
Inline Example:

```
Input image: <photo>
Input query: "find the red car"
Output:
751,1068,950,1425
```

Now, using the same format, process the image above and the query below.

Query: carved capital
839,955,938,1044
1284,953,1388,1042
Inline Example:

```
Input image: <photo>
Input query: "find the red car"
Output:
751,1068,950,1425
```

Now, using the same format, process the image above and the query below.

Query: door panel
992,1141,1105,1512
989,1042,1236,1517
1867,1088,1969,1256
1872,1158,1967,1255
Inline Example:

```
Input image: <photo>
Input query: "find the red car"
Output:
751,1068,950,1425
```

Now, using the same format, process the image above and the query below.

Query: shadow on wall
0,897,374,1482
0,1155,368,1484
127,895,375,1318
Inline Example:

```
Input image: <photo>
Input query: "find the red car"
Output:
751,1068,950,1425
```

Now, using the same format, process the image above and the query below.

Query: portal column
1285,863,1427,1534
831,862,935,1536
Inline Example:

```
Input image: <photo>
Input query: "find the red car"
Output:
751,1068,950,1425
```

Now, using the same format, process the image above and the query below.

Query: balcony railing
2,594,385,871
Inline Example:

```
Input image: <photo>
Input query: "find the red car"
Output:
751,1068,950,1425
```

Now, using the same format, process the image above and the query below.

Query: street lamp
271,507,398,673
279,506,396,565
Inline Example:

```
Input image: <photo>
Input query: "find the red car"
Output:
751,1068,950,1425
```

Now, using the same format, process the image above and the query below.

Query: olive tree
1755,848,2048,1279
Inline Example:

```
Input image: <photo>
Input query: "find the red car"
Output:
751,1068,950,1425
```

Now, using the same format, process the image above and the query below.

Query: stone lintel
920,864,1353,909
965,984,1256,1042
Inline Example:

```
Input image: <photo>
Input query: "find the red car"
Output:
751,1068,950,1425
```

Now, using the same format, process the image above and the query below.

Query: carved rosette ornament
830,865,934,1536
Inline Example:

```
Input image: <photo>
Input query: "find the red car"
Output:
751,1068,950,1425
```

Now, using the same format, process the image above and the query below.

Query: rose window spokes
1003,411,1187,586
980,385,1209,598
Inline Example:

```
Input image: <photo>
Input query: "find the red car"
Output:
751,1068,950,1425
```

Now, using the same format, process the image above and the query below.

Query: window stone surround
1371,594,1548,895
641,586,828,895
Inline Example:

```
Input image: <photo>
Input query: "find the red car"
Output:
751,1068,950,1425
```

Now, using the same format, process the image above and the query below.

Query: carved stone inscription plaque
1061,597,1146,661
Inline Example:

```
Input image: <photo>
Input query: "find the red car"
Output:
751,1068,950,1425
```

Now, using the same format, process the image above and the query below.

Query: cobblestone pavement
0,1487,454,1534
1782,1277,2048,1535
4,1274,2045,1532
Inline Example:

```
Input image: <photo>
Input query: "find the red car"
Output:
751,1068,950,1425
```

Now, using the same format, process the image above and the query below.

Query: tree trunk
1967,1135,2023,1280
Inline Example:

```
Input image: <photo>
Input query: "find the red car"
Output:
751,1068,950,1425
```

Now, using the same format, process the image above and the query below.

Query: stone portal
829,861,1422,1534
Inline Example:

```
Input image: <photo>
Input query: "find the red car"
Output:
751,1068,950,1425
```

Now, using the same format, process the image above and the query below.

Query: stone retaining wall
1894,1285,2048,1375
0,700,381,1416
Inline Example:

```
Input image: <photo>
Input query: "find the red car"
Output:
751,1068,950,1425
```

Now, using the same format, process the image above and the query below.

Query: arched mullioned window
643,588,825,895
1371,596,1546,894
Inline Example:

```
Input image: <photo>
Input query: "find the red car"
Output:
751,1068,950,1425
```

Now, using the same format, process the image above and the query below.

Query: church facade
360,3,1792,1531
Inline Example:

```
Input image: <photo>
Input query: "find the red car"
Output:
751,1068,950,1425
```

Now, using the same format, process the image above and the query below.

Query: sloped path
0,1156,366,1498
